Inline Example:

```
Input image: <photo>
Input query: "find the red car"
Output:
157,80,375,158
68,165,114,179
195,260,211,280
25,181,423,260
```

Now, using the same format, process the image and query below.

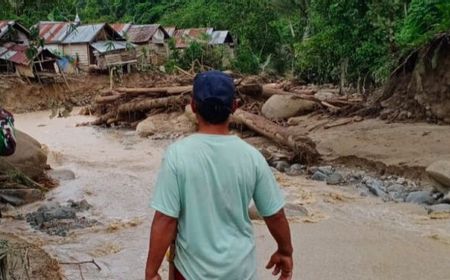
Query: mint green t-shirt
151,134,285,280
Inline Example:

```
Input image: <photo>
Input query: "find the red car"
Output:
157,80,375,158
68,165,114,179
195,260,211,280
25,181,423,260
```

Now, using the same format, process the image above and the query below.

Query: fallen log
91,110,117,125
262,85,291,97
118,95,190,113
238,84,263,97
233,109,320,163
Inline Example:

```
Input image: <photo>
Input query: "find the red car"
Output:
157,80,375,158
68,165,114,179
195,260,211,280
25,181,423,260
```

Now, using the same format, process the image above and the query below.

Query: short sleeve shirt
151,134,284,280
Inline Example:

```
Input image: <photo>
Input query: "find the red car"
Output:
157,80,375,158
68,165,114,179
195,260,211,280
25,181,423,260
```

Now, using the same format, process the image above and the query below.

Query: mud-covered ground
0,110,449,280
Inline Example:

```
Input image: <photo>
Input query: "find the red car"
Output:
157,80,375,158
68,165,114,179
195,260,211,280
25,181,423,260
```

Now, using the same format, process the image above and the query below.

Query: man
146,71,293,280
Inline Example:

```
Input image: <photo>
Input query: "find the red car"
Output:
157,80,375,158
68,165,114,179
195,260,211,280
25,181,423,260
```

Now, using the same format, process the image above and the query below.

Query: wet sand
1,110,449,280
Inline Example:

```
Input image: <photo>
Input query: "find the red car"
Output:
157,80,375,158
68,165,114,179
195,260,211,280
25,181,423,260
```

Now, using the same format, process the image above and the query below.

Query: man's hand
266,250,293,280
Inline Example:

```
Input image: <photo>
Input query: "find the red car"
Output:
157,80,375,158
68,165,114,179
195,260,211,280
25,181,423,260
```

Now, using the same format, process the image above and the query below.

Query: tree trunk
118,95,190,113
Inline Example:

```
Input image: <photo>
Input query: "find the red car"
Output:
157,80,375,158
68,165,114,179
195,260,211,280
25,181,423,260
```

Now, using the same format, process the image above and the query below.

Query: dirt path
0,110,449,280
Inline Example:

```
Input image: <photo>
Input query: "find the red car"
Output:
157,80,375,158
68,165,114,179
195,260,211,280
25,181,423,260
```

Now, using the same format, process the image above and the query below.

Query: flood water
1,110,449,280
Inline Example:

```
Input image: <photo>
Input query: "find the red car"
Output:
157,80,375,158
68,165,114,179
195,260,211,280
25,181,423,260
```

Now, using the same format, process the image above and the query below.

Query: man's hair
195,98,231,124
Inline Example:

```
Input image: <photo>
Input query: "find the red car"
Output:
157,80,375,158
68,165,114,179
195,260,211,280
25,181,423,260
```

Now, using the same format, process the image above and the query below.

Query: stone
326,172,344,185
286,164,305,176
426,160,450,193
318,166,334,175
47,169,75,181
405,191,436,205
365,179,386,197
314,90,335,101
274,161,290,172
261,95,317,120
425,204,450,214
0,130,48,179
311,171,328,181
387,184,405,193
136,118,157,137
0,189,43,206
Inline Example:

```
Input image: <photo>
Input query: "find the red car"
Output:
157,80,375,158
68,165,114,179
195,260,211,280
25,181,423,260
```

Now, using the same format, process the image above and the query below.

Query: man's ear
191,99,197,113
231,100,238,114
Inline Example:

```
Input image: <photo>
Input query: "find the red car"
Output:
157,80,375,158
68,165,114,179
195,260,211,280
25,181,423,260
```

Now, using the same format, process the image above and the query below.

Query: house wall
15,64,34,78
63,44,90,67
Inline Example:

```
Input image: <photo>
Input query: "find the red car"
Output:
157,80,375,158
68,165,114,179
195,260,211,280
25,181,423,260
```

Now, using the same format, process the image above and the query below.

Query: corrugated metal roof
111,23,132,36
90,41,134,54
0,20,30,40
0,43,30,65
62,23,106,44
173,28,214,48
127,24,167,43
38,21,73,44
164,26,176,37
209,30,233,45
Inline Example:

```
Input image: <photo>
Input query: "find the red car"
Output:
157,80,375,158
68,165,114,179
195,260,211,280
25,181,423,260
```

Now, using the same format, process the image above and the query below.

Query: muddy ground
0,110,449,280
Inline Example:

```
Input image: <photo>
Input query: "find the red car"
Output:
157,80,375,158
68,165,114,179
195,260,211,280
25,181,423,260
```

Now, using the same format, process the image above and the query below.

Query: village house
112,23,169,65
172,28,214,49
0,20,30,45
37,21,76,54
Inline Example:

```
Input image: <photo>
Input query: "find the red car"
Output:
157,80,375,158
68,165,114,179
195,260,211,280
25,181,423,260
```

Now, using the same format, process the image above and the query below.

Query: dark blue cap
193,71,235,108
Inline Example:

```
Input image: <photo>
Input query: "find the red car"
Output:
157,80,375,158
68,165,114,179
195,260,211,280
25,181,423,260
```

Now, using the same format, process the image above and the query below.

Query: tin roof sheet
38,21,73,44
209,30,233,45
62,24,106,44
111,23,132,36
90,41,134,54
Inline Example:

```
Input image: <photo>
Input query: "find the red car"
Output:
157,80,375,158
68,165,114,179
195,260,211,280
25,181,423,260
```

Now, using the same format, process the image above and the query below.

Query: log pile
90,81,363,164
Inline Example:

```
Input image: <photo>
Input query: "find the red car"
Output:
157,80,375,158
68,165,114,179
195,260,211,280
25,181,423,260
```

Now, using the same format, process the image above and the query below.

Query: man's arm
145,211,178,280
264,209,293,280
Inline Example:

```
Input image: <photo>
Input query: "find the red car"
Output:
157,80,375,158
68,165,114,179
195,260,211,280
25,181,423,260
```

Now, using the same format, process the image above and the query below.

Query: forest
1,0,450,88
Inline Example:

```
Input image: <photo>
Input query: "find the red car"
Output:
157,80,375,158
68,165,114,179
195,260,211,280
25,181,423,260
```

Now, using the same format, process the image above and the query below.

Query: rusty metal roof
173,28,214,48
0,42,30,65
38,21,73,44
126,24,168,44
111,23,132,37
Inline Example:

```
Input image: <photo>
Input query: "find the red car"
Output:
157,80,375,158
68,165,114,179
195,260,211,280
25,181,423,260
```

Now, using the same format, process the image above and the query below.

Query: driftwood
118,95,190,113
233,109,320,163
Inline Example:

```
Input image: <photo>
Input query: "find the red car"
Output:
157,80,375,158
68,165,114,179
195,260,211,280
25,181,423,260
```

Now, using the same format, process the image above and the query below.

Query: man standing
146,71,293,280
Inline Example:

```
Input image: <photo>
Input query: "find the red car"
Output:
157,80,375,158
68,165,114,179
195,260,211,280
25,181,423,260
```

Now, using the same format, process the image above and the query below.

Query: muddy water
2,110,450,280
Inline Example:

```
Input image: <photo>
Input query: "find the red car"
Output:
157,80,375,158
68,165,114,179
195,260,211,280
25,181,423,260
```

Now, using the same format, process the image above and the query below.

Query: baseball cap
193,71,235,108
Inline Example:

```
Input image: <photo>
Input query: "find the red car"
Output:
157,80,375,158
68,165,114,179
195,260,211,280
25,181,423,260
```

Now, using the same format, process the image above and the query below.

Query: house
0,20,30,45
173,28,214,49
60,23,128,69
164,26,176,38
0,42,61,78
112,23,170,65
37,21,75,54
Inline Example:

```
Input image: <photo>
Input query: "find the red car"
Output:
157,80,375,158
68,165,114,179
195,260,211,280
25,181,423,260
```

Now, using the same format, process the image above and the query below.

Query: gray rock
47,169,76,181
405,191,436,205
387,184,405,193
286,164,305,176
0,189,44,206
307,166,319,175
136,118,157,137
311,171,328,181
425,204,450,214
275,161,290,172
262,95,317,119
365,179,386,197
318,166,334,175
426,160,450,193
326,172,344,185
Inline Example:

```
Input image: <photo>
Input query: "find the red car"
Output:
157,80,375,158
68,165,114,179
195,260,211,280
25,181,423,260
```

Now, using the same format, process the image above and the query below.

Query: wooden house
0,20,30,45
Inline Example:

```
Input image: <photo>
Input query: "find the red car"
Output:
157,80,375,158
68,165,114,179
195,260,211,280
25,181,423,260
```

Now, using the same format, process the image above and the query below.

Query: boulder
0,189,44,206
261,95,317,120
405,191,436,205
0,130,47,179
136,117,157,137
425,204,450,214
311,171,327,181
426,160,450,193
136,113,196,138
326,172,344,185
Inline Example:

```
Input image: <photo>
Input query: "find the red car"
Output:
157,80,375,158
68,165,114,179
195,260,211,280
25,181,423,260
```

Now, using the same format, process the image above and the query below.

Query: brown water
1,110,449,280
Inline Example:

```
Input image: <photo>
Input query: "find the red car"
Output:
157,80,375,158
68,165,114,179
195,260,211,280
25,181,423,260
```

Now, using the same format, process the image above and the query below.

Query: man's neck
197,121,230,135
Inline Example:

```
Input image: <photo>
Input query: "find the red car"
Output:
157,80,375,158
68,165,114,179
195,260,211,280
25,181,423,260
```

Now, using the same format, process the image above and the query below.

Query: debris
311,171,327,181
405,191,436,205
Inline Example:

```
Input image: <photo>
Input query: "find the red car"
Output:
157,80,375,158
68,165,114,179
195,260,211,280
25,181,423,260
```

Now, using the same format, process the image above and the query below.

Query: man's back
152,134,284,279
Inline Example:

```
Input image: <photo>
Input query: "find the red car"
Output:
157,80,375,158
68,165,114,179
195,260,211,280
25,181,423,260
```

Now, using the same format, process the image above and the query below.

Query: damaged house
112,23,169,65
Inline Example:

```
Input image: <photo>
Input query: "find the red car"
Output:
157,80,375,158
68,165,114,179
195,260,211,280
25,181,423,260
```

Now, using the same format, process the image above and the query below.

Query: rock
425,204,450,214
314,90,335,101
365,179,386,197
326,172,344,185
405,191,436,205
68,199,91,212
318,166,334,175
0,189,44,206
47,169,75,181
0,130,48,179
387,184,405,193
311,171,327,181
426,160,450,193
136,118,157,137
286,164,305,176
261,95,317,120
274,161,290,172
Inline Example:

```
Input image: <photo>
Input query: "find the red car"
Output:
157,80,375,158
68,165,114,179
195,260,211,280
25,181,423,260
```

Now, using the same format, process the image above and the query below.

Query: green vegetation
1,0,450,87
